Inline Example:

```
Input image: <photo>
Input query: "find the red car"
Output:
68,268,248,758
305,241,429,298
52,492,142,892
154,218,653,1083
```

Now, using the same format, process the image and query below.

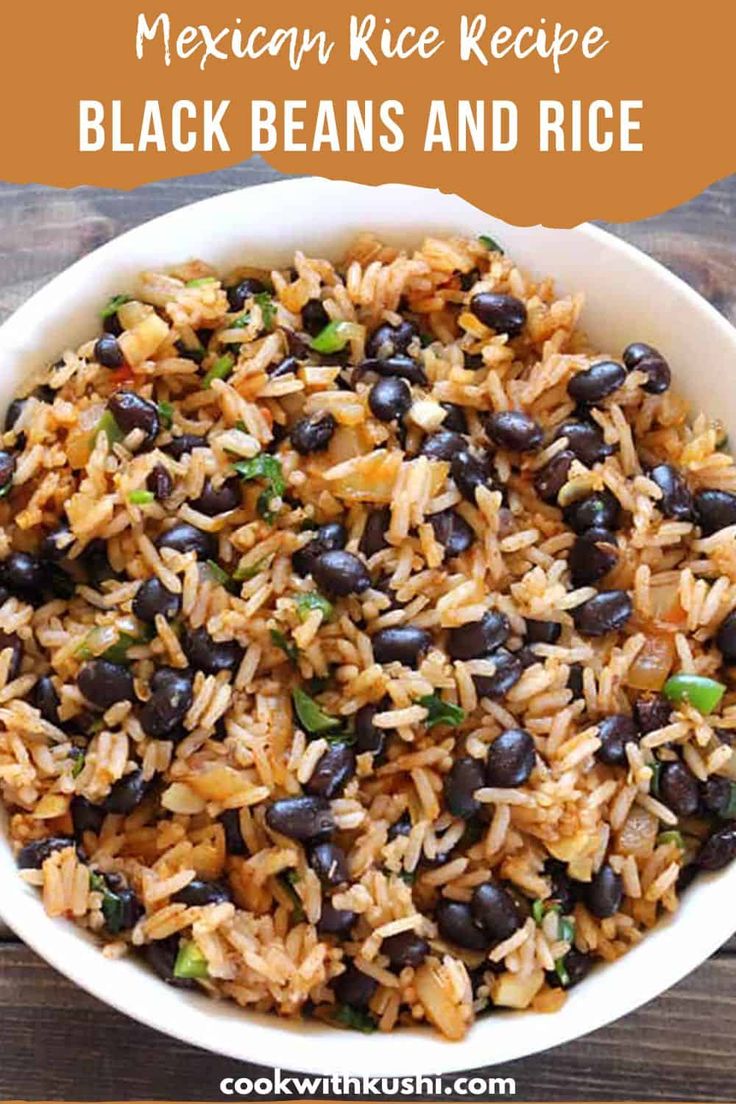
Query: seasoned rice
1,231,736,1040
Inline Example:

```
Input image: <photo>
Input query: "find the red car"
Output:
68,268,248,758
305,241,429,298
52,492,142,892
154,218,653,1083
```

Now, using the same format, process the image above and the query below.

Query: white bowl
1,177,735,1076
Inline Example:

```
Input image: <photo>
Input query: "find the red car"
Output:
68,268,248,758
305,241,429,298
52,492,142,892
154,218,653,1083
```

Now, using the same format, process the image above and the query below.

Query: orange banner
1,1,733,225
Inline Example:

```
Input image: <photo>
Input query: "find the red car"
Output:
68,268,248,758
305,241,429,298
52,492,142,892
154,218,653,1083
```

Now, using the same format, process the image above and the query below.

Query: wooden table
0,163,734,1100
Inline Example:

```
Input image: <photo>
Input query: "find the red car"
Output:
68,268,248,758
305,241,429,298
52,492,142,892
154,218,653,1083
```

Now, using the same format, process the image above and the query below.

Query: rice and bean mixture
2,232,736,1040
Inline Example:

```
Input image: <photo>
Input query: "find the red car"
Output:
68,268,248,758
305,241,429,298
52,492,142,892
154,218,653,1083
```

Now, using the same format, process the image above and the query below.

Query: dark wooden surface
0,163,735,1100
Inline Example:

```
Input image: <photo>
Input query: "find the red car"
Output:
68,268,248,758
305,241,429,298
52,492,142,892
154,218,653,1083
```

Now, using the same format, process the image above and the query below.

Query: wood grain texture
0,163,734,1099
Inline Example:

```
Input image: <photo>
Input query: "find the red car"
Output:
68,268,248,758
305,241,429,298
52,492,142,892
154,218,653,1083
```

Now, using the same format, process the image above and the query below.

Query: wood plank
0,941,733,1099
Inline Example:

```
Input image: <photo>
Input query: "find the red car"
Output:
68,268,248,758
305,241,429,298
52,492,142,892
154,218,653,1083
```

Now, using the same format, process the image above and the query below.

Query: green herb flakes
292,686,340,735
418,693,465,729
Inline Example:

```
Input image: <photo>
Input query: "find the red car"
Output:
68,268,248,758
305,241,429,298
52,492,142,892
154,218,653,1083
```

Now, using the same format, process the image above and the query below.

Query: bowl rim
1,175,736,1077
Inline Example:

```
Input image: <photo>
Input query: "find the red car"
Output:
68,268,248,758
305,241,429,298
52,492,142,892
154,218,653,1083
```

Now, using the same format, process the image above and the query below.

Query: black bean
486,728,535,787
463,353,485,371
697,824,736,871
436,899,489,950
17,836,75,869
317,901,357,937
471,882,522,941
567,663,584,699
634,694,672,735
79,539,117,585
717,611,736,662
459,267,481,292
623,342,671,395
585,864,623,918
660,761,699,817
173,879,232,907
694,489,736,536
102,769,149,815
365,320,418,360
1,551,46,597
524,619,561,645
78,660,135,709
451,449,495,502
596,714,637,766
156,521,217,561
301,298,329,336
563,489,621,534
388,811,412,841
358,508,390,558
486,411,543,452
312,549,370,597
4,398,26,433
293,522,348,576
34,675,60,726
554,421,614,466
142,461,171,501
470,293,527,337
182,626,243,676
548,948,593,989
444,757,485,820
309,842,349,889
372,626,432,667
569,527,618,587
441,403,468,434
266,795,334,842
0,632,22,680
99,881,142,934
383,932,429,969
472,648,523,701
354,701,388,757
567,361,626,405
534,450,575,503
291,411,337,455
545,859,579,914
368,377,412,422
143,936,197,989
447,611,510,661
163,434,207,459
138,667,194,737
133,578,181,624
94,333,124,369
107,391,159,446
269,355,299,378
0,450,15,494
419,430,467,461
305,743,356,800
572,590,633,637
649,464,694,521
40,521,72,562
700,775,732,816
227,277,266,312
189,476,241,516
354,355,427,388
334,962,378,1007
220,808,247,856
430,509,475,558
70,796,105,838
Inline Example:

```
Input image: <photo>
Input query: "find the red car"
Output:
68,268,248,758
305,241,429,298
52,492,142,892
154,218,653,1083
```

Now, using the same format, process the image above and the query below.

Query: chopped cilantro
292,686,340,735
100,294,131,320
333,1004,377,1033
233,454,286,523
294,592,333,622
478,233,504,254
157,400,174,428
202,353,235,389
186,276,217,288
270,629,298,664
418,693,465,729
90,410,125,448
